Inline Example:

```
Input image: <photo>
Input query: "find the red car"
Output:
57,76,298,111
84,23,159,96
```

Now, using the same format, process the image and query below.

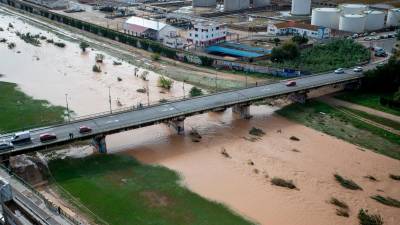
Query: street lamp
146,82,150,106
108,86,112,114
182,80,185,99
65,93,70,122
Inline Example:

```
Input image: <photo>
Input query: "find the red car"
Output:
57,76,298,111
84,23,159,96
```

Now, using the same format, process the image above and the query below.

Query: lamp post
108,86,112,114
65,94,70,122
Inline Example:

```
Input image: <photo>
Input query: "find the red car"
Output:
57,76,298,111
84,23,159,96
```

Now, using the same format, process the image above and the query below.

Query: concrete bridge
0,70,365,157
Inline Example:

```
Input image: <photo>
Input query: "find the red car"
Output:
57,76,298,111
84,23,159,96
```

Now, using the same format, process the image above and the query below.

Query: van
11,131,31,144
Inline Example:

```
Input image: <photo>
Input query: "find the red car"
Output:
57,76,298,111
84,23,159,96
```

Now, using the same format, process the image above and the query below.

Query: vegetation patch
334,174,362,190
249,127,265,137
364,175,378,182
53,42,66,48
16,32,41,46
189,87,203,97
0,82,65,133
330,197,349,209
389,174,400,180
336,208,350,217
158,76,173,90
358,209,384,225
270,177,297,189
289,136,300,141
92,64,101,73
371,195,400,208
49,155,254,225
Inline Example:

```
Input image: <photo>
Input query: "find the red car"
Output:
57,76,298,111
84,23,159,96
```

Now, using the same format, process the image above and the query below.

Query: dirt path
320,96,400,123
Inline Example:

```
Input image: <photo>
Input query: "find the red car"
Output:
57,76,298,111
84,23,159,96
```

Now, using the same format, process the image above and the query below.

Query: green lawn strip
49,154,256,225
276,100,400,160
341,108,400,131
0,81,66,133
336,92,400,117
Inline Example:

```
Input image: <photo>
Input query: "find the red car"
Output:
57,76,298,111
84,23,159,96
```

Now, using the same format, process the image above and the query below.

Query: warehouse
267,21,331,39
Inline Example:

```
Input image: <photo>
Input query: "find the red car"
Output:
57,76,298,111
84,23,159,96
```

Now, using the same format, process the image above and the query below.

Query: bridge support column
232,104,251,119
288,92,308,104
169,117,185,135
92,135,107,153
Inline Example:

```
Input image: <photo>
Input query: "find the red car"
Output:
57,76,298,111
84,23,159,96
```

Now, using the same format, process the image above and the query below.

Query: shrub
358,209,383,225
289,136,300,141
389,174,400,180
95,53,104,62
158,76,173,90
334,174,362,190
292,35,308,45
270,177,296,189
189,87,203,97
136,88,146,93
159,98,168,103
54,42,66,48
371,195,400,208
46,39,54,43
330,197,349,209
140,71,149,81
336,208,350,217
151,53,160,61
249,127,265,137
0,38,6,43
364,175,378,182
92,64,101,73
7,42,16,49
79,41,89,52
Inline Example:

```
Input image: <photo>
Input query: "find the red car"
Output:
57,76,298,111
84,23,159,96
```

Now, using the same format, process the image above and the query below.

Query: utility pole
65,93,70,122
182,80,185,99
215,73,218,91
146,82,150,106
108,86,112,114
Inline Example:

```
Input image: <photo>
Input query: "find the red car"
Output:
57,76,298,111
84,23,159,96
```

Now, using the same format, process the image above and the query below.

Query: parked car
388,34,395,38
370,32,377,36
353,66,363,73
364,37,371,41
334,68,345,74
285,81,297,87
11,131,31,144
39,133,57,142
0,142,14,151
375,51,387,57
79,126,92,134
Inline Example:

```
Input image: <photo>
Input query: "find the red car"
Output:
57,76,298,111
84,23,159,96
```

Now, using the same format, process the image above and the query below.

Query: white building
123,16,185,49
187,20,227,47
267,21,331,39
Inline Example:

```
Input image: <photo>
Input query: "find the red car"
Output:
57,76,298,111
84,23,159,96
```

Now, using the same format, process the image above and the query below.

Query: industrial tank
253,0,270,8
311,8,341,29
364,10,385,31
224,0,250,11
387,8,400,27
193,0,216,7
339,14,366,33
291,0,311,15
340,4,368,15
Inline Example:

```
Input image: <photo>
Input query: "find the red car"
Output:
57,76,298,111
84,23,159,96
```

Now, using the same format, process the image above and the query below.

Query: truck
11,131,31,144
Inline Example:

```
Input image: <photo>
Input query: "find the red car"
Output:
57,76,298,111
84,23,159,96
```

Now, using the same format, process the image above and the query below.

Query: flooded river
1,7,399,225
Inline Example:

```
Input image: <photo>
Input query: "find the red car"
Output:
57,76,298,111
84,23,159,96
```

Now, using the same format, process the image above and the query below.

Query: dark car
0,142,14,151
79,126,92,134
39,133,57,142
286,81,297,87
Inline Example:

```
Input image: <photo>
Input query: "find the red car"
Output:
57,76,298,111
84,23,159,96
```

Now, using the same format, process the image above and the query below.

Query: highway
0,70,365,156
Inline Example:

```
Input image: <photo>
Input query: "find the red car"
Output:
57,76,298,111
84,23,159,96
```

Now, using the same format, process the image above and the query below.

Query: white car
353,67,363,73
334,68,345,74
0,141,14,150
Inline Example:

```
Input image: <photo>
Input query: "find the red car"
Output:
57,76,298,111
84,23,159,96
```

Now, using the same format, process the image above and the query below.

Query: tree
292,35,309,45
273,38,281,46
158,76,173,90
79,41,89,52
151,53,160,61
189,87,203,97
271,41,300,62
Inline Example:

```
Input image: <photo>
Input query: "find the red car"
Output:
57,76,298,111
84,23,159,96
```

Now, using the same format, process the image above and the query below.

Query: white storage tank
339,14,366,33
387,8,400,27
291,0,311,16
340,4,368,15
311,8,341,29
224,0,250,11
253,0,270,8
193,0,216,7
364,10,385,31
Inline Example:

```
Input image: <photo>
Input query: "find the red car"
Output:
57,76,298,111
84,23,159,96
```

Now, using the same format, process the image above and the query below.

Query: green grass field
49,154,256,225
277,101,400,160
336,92,400,116
343,108,400,131
0,81,66,133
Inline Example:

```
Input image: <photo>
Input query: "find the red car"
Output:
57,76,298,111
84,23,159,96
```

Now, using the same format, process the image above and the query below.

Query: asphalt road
0,68,368,155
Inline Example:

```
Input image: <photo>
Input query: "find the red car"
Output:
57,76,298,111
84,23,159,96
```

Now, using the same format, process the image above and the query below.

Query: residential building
267,21,331,39
187,20,227,47
123,16,185,48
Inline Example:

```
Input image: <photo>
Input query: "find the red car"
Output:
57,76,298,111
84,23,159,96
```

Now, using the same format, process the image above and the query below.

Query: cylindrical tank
291,0,311,15
364,10,385,31
253,0,270,8
311,8,341,29
387,8,400,27
192,0,216,7
340,4,368,15
339,14,366,33
224,0,250,11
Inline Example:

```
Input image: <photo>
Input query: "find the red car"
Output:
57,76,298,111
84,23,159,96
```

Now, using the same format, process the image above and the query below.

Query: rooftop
125,16,167,31
273,21,322,31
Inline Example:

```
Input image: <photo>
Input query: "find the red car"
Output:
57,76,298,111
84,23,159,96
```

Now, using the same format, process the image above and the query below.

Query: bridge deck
0,71,363,155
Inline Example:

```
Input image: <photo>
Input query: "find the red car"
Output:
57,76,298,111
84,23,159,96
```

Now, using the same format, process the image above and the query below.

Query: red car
79,126,92,134
286,81,297,87
39,133,57,142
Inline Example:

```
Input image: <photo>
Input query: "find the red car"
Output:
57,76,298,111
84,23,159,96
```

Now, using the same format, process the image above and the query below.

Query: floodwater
1,8,400,225
0,9,191,116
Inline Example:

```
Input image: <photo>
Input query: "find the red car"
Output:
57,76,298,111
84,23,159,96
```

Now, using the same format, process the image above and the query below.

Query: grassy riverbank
0,81,65,133
277,100,400,160
49,154,255,225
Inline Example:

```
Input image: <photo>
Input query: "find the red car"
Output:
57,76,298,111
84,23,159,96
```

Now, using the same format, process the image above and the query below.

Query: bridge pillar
288,92,308,104
169,117,185,135
92,135,107,153
232,104,251,119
